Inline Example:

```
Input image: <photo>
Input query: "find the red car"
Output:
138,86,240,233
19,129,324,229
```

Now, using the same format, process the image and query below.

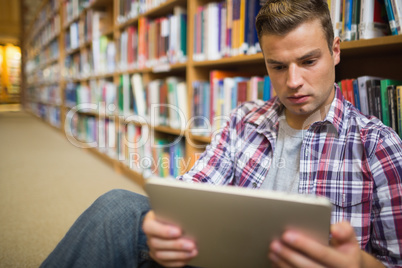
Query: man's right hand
142,210,198,267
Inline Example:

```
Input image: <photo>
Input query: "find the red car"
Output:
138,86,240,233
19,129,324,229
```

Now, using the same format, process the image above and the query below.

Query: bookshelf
22,0,402,186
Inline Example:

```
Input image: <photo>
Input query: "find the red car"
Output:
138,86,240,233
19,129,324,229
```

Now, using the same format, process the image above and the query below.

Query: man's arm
268,221,385,268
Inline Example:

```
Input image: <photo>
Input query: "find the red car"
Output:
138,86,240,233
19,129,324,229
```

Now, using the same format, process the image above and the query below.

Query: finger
149,249,198,267
147,237,196,252
270,240,324,268
143,211,182,239
279,230,344,267
268,251,293,268
330,222,357,245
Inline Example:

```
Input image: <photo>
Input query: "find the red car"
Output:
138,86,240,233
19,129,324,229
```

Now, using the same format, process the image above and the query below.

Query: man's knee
90,189,150,221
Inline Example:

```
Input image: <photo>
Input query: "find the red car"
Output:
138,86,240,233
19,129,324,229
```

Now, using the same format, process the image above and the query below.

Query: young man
41,0,402,267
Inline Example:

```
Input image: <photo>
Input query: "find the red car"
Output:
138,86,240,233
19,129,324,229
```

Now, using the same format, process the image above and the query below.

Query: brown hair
255,0,334,53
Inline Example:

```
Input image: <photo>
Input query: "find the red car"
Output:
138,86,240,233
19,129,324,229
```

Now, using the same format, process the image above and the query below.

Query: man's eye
303,60,316,65
273,65,285,71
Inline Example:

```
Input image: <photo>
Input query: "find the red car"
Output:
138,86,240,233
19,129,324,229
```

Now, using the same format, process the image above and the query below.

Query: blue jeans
40,189,164,268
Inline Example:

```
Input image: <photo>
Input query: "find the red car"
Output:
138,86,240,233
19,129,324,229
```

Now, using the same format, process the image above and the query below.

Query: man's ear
332,37,341,66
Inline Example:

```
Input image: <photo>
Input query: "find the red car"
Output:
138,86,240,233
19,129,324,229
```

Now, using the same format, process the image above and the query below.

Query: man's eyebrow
297,49,321,61
266,49,322,65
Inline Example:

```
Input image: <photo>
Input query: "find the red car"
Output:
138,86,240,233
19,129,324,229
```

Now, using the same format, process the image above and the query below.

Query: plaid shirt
179,85,402,266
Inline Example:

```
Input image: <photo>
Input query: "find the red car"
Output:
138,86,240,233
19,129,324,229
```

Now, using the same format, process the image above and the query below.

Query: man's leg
40,189,160,268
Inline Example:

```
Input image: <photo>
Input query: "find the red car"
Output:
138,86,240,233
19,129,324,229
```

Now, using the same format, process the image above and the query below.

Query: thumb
330,221,357,246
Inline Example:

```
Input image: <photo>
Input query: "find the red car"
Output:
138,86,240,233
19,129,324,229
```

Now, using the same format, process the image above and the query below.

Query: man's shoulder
343,101,398,140
232,98,279,123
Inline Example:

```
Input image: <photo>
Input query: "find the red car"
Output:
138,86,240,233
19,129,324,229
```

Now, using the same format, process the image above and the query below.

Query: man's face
261,19,340,129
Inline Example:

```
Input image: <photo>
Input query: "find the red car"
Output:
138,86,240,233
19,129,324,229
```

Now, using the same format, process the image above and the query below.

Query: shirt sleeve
368,129,402,266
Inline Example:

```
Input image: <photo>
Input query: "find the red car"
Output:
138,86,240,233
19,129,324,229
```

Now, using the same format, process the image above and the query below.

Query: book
384,0,399,35
210,70,251,125
359,0,390,39
131,73,146,118
357,76,382,115
390,0,402,34
176,81,189,130
397,85,402,138
263,76,273,101
237,80,249,106
353,79,361,111
387,85,398,132
239,0,246,54
206,2,220,60
366,78,382,118
374,83,383,121
232,0,241,56
341,79,355,106
380,79,402,127
138,17,148,69
330,0,343,38
351,0,361,40
342,0,353,41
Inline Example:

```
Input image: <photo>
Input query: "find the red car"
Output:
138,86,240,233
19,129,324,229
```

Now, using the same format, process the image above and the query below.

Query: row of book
117,123,152,173
328,0,401,41
66,8,113,50
39,40,60,67
150,138,186,178
70,114,117,157
26,62,60,85
193,0,263,61
64,35,116,79
67,71,273,134
27,85,62,105
31,0,60,42
29,14,61,56
69,110,187,178
64,48,91,79
64,79,116,113
63,0,96,26
118,6,187,70
192,71,274,135
28,102,61,128
118,74,189,129
116,0,169,24
338,77,402,137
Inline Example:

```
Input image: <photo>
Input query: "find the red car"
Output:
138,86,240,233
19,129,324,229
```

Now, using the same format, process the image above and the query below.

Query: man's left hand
268,221,384,268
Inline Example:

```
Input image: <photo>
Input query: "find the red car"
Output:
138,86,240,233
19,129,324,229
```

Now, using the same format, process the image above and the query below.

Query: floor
0,106,146,267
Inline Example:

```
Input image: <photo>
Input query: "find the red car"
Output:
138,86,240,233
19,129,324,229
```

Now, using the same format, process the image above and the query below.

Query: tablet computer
145,177,332,268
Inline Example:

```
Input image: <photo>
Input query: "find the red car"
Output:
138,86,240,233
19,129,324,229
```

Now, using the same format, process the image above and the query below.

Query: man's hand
268,221,385,268
142,210,198,267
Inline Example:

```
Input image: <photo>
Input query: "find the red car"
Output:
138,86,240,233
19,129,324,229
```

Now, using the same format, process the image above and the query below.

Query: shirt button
252,182,258,188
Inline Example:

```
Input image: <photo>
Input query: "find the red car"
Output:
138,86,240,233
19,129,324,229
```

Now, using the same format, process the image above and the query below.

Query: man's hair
255,0,334,53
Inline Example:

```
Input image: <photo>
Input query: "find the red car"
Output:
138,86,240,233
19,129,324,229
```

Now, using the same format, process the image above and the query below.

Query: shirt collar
244,84,345,137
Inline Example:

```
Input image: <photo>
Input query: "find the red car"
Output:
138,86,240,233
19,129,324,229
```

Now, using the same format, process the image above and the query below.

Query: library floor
0,107,146,267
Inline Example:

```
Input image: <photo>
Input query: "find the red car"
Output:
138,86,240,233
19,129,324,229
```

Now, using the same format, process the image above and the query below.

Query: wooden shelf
340,35,402,56
193,53,264,67
117,62,187,75
154,125,185,136
116,0,187,29
186,131,212,143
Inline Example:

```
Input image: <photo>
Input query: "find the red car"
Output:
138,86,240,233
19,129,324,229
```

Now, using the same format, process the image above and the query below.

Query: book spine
384,0,398,35
397,85,402,138
388,85,398,132
390,0,402,34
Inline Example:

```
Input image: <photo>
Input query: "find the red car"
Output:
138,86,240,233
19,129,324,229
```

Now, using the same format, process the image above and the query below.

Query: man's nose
286,64,303,90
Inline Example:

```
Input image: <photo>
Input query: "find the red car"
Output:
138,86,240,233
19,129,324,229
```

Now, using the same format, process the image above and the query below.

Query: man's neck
285,107,331,130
